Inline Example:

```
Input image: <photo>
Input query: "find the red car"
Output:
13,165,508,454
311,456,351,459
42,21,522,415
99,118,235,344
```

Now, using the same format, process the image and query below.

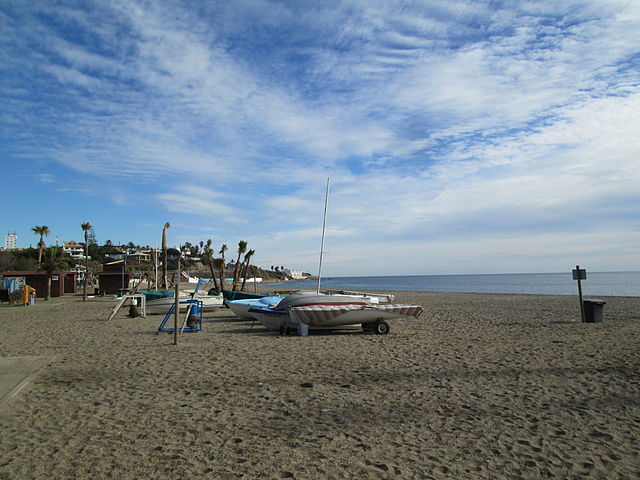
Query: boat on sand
227,290,394,321
143,278,224,314
248,292,422,334
145,290,224,314
288,303,424,334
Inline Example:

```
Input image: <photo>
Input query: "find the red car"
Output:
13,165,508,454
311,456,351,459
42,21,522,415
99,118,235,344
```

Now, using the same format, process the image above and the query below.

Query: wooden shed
97,272,130,295
1,271,76,298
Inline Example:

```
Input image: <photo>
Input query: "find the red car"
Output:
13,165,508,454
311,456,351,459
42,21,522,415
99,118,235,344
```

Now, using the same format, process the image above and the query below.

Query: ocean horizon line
314,270,640,278
264,271,640,297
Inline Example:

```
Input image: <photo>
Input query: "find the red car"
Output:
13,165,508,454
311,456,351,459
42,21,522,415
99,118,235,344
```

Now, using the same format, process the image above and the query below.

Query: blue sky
1,0,639,275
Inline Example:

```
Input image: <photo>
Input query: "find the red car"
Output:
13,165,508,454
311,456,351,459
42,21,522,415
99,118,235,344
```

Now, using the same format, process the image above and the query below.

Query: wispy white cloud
156,185,241,222
36,173,55,183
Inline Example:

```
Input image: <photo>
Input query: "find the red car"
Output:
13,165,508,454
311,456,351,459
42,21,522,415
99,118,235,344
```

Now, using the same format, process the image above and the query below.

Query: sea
264,271,640,297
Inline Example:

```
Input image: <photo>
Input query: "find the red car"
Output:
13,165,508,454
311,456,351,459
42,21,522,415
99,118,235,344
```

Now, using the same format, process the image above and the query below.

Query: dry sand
0,291,639,479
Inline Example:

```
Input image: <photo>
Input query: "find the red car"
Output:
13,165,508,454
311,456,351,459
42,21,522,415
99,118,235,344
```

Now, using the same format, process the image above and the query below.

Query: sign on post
573,265,586,322
572,268,586,280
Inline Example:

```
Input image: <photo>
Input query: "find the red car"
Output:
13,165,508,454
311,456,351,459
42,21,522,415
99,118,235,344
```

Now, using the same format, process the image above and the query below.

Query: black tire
374,320,390,335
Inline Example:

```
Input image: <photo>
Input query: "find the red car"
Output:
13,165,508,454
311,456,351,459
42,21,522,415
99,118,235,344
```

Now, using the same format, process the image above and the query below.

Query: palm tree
232,241,248,291
81,222,92,301
40,246,72,301
213,258,224,292
201,239,220,291
32,225,50,263
150,246,158,290
182,241,192,259
161,222,170,289
240,249,255,291
218,244,228,291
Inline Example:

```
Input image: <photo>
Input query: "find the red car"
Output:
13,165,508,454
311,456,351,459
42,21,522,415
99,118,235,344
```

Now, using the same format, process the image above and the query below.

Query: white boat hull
248,292,423,333
146,293,224,314
289,304,424,327
250,309,289,331
249,309,365,332
248,292,378,331
227,302,254,320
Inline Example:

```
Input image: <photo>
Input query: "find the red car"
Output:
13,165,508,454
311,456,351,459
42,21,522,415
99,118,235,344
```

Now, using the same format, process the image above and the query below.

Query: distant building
63,240,86,260
125,248,152,264
283,269,305,279
104,248,126,261
4,232,17,250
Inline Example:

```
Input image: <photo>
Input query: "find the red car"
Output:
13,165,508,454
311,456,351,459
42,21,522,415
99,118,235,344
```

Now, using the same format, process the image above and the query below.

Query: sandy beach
1,290,639,479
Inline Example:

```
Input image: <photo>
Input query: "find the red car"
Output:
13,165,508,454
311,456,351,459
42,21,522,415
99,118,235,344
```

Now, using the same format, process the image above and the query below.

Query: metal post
317,177,330,294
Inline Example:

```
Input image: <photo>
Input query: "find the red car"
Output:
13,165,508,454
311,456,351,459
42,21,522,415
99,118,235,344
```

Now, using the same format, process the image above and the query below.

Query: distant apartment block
4,232,17,250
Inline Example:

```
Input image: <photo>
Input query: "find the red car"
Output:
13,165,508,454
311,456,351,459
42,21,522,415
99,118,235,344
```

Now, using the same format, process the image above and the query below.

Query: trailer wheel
374,320,390,335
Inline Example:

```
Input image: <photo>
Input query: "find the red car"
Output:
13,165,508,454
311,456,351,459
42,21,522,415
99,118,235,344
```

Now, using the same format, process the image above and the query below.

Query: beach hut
97,272,130,295
64,272,78,294
1,271,74,298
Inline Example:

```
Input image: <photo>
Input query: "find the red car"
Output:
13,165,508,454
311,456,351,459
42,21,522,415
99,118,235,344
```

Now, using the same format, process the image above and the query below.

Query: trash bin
583,299,606,323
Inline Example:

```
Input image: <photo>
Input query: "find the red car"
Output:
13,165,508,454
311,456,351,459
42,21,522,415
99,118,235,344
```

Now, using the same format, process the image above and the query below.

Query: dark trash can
583,299,606,323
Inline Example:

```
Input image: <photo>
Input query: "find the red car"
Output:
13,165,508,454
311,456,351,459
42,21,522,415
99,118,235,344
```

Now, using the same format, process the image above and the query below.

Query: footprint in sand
590,430,613,441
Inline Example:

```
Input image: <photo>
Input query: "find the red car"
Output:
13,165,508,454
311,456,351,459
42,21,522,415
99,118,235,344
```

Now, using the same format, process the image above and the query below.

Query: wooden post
573,264,586,323
174,255,180,345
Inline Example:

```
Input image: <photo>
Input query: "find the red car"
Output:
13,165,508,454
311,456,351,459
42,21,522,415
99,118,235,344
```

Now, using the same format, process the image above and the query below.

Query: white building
4,232,17,250
126,249,152,263
283,269,305,279
63,240,86,260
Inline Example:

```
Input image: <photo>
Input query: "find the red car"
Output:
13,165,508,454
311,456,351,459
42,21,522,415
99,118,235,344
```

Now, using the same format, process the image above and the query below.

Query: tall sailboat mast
317,177,330,294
